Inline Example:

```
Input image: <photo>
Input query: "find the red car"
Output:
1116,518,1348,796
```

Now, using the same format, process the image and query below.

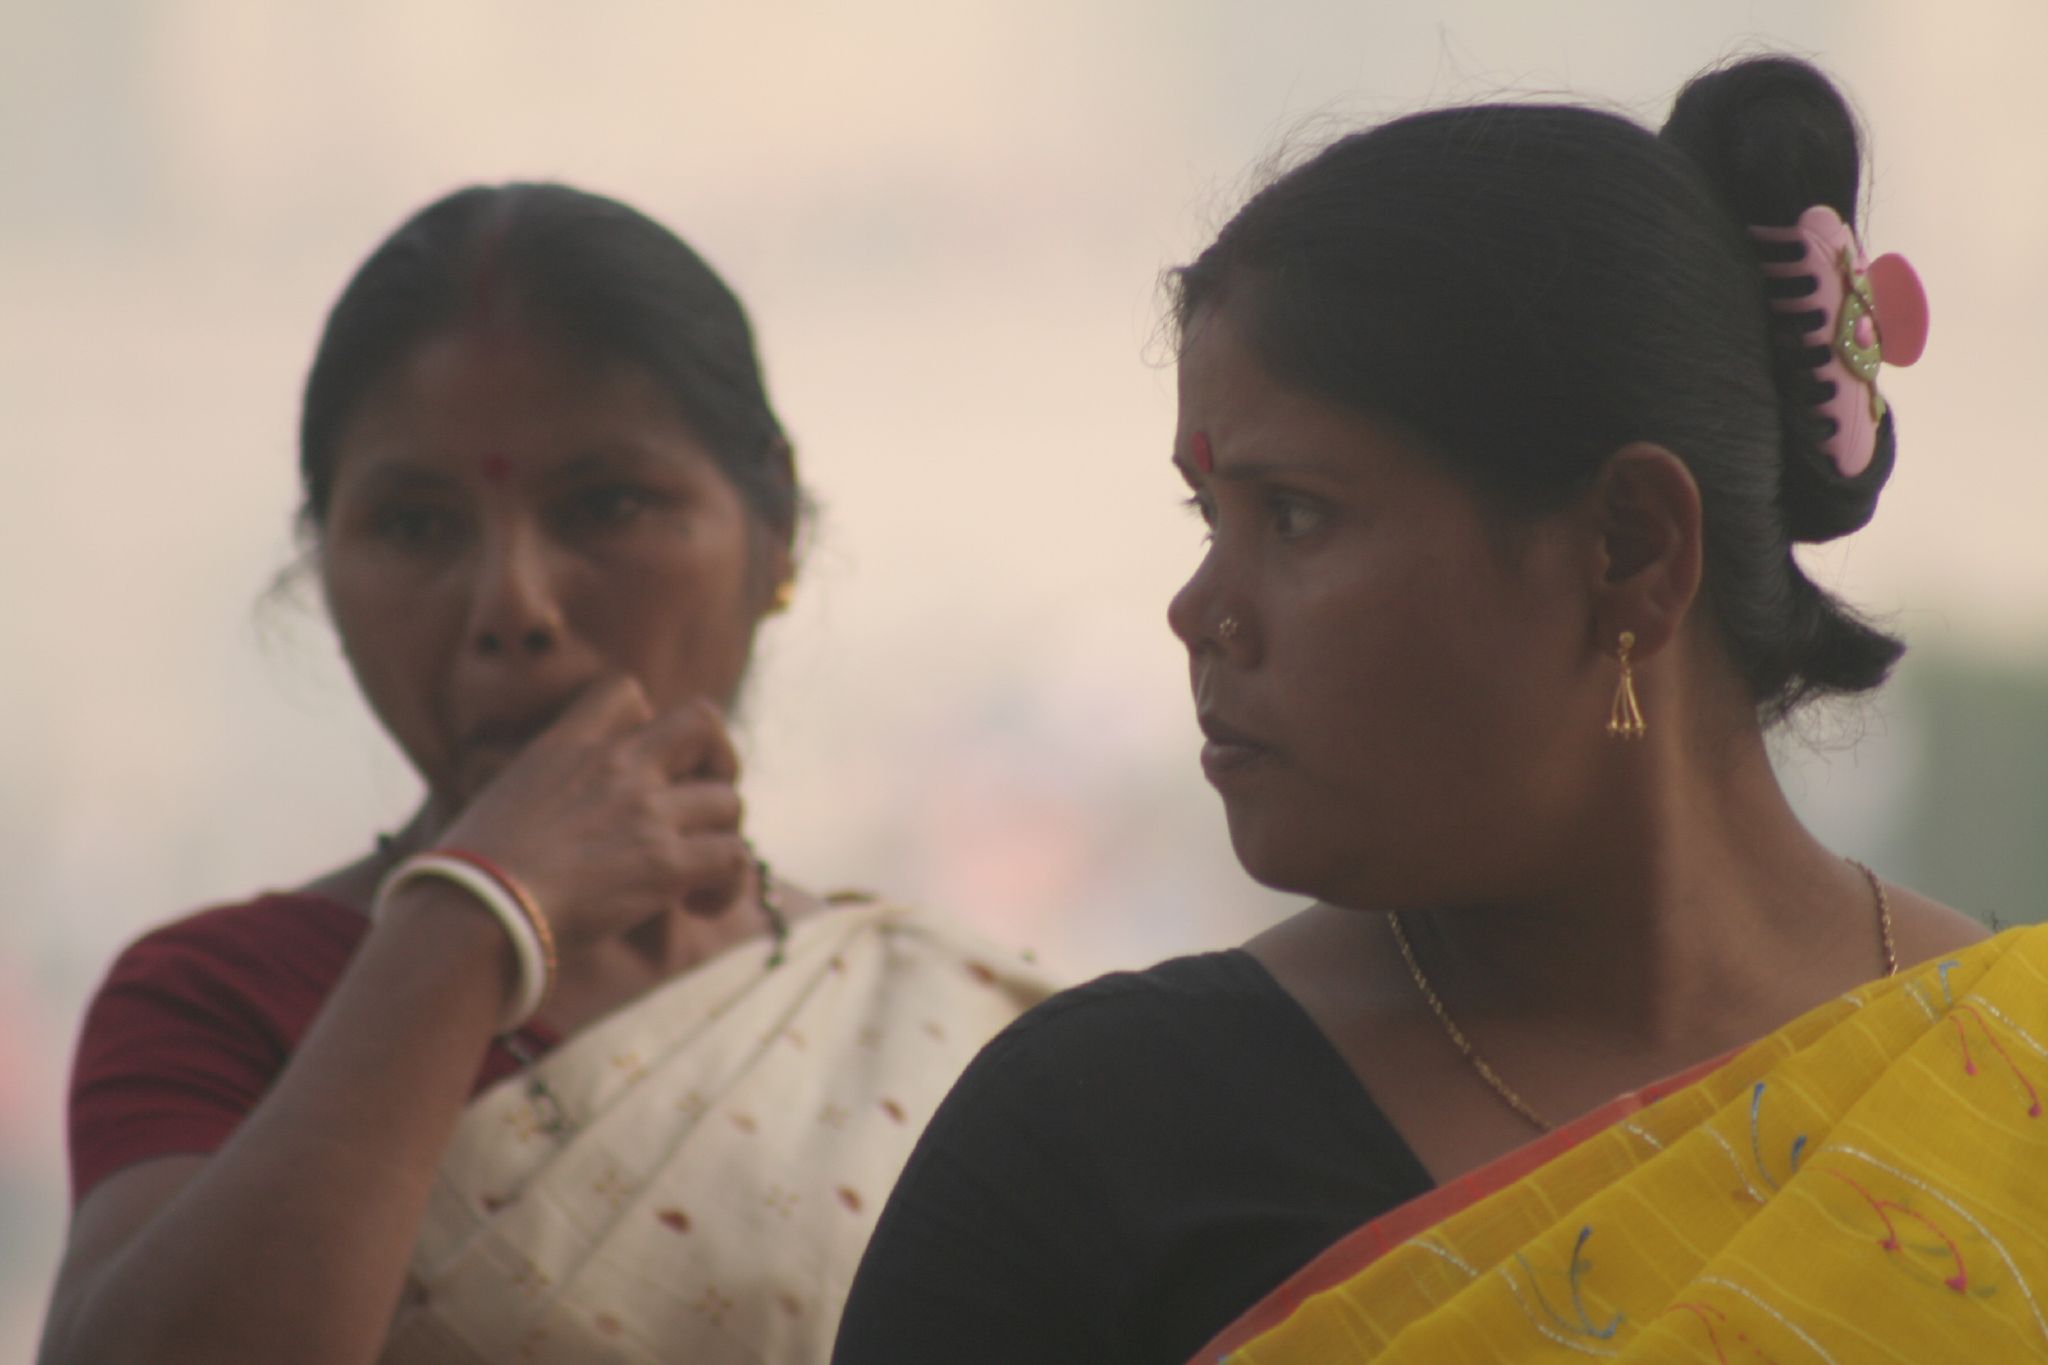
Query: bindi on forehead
478,452,514,483
1190,432,1214,474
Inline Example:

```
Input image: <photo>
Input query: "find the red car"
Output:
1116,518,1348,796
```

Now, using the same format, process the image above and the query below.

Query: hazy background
7,0,2046,1351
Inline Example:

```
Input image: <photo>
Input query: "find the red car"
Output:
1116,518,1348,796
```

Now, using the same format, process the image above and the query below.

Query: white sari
382,898,1056,1363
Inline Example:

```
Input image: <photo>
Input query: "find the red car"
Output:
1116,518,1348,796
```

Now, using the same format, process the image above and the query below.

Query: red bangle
430,848,558,1010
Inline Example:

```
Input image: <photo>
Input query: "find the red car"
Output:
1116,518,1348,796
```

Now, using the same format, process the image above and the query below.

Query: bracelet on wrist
372,850,557,1032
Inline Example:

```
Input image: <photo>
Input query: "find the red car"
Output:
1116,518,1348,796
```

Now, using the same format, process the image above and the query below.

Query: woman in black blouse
832,56,1984,1365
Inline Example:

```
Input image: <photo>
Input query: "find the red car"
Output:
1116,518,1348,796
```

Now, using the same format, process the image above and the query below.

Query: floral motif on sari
381,903,1056,1365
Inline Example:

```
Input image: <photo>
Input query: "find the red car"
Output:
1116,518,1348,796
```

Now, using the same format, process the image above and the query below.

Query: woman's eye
564,484,659,529
373,502,458,549
1270,493,1326,541
1181,492,1217,531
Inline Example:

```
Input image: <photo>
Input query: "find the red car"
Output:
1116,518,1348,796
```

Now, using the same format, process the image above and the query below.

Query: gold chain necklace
1388,860,1897,1133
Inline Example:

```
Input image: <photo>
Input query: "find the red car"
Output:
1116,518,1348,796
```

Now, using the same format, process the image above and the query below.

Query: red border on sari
1194,1048,1734,1362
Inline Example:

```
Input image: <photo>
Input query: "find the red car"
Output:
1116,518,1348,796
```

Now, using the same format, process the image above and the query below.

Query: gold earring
1606,630,1646,740
768,581,795,614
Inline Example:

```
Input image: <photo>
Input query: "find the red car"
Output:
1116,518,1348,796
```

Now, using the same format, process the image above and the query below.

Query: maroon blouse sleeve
67,890,562,1208
65,895,369,1206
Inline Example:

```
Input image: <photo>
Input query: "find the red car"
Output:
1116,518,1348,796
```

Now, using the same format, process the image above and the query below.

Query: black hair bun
1662,57,1893,544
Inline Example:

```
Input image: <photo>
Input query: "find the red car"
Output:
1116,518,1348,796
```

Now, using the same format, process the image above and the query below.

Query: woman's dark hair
1171,56,1904,719
299,182,799,544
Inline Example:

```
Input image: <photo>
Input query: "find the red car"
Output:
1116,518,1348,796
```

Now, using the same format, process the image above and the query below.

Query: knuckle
687,834,743,877
684,697,732,746
594,673,652,723
709,792,745,833
598,746,637,784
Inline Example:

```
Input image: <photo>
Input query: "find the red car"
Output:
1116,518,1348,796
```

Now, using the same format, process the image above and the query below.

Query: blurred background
5,0,2045,1351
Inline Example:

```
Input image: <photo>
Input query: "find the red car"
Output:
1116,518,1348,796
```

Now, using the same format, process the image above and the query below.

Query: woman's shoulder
117,890,364,959
857,948,1320,1250
1885,881,1997,968
950,948,1313,1108
97,891,368,1009
1007,948,1286,1033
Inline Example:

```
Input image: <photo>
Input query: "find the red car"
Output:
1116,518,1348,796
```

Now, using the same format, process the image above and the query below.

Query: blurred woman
834,58,2037,1365
41,183,1052,1365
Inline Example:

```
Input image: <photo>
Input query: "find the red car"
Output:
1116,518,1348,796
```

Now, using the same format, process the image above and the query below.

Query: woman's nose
1166,553,1217,649
476,621,560,656
1168,549,1252,658
467,525,565,658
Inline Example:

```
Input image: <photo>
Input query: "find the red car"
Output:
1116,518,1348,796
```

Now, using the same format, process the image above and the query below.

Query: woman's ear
1586,442,1704,658
757,536,795,617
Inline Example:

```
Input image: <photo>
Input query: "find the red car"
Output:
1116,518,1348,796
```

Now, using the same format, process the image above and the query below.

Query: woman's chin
1222,815,1317,895
1224,813,1389,907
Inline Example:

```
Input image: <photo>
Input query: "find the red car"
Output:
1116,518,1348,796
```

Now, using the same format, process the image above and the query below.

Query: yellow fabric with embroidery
1230,924,2048,1363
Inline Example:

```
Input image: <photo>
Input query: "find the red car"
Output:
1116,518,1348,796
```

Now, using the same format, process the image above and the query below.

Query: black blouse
832,949,1435,1365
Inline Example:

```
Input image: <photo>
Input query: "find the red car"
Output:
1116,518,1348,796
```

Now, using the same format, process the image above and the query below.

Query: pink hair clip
1748,206,1929,480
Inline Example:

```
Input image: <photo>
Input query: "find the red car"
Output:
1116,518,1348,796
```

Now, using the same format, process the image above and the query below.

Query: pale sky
5,0,2043,1348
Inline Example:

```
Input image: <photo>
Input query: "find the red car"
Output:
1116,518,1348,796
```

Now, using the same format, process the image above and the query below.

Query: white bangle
373,852,552,1032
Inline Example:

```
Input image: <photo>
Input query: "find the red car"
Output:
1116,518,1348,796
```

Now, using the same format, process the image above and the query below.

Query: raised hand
430,675,753,955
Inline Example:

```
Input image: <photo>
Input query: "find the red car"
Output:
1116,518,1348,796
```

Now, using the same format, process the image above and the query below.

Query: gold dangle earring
1606,630,1646,740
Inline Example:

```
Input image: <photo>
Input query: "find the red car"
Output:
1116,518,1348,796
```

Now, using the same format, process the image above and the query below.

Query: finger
636,697,741,784
547,673,656,747
666,834,752,915
658,781,745,836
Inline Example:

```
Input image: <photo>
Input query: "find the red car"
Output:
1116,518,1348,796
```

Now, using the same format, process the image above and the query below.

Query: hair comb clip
1748,206,1929,480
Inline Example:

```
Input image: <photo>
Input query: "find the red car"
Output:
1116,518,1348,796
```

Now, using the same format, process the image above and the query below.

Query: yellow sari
1205,923,2048,1363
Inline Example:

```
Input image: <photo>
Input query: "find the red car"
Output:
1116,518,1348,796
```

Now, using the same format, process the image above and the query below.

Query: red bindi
1191,432,1214,474
479,453,513,483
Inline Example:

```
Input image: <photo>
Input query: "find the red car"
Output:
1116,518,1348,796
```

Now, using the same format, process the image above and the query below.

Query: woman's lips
1198,713,1273,782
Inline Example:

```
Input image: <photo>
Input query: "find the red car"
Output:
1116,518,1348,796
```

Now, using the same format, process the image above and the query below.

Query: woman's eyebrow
1173,452,1345,486
1207,451,1352,482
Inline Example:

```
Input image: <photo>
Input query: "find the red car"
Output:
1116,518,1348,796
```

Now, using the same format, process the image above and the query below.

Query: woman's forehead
333,331,705,472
